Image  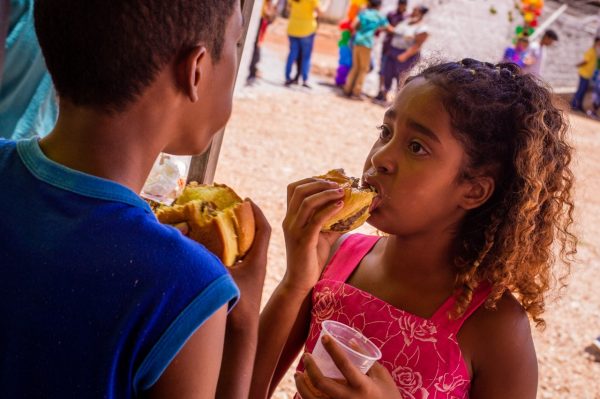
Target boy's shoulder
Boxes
[0,138,229,285]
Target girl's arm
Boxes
[397,32,428,62]
[466,293,538,399]
[250,178,345,398]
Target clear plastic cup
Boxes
[310,320,382,380]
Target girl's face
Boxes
[362,78,475,237]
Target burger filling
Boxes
[329,206,370,232]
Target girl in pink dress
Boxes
[251,59,577,399]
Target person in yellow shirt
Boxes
[285,0,330,87]
[571,37,600,112]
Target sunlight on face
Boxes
[362,78,471,237]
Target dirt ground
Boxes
[214,20,600,399]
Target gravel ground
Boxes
[214,18,600,399]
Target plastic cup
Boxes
[310,320,382,380]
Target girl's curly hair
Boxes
[412,59,577,326]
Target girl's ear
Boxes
[459,175,495,210]
[176,45,208,103]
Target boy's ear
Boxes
[459,175,495,210]
[178,45,208,103]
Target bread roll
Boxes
[154,182,255,266]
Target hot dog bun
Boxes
[317,169,375,233]
[154,182,255,266]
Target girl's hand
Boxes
[295,336,402,399]
[282,178,345,293]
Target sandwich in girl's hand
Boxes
[154,182,255,267]
[316,169,376,233]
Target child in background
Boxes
[0,0,271,398]
[247,0,277,84]
[502,36,530,67]
[586,70,600,119]
[522,29,559,78]
[252,58,576,398]
[571,37,600,112]
[376,0,408,99]
[376,5,429,105]
[343,0,388,100]
[285,0,330,88]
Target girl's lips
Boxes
[369,195,382,212]
[362,176,382,212]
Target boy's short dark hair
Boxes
[34,0,238,112]
[544,29,559,41]
[368,0,383,8]
[397,0,408,5]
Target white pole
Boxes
[529,4,568,42]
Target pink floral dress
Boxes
[297,234,491,399]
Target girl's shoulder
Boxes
[459,291,535,375]
[459,292,538,395]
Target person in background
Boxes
[247,0,277,85]
[571,37,600,112]
[523,29,558,78]
[284,0,330,88]
[376,0,407,100]
[586,69,600,119]
[343,0,389,100]
[502,36,530,68]
[0,0,57,140]
[375,5,429,104]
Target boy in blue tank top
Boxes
[0,0,271,398]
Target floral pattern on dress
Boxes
[300,279,473,399]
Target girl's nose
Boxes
[370,144,395,175]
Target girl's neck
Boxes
[379,231,458,291]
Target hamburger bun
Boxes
[317,169,375,233]
[154,182,255,267]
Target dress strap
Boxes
[321,234,381,282]
[431,282,492,333]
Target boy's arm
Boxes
[467,293,537,399]
[250,283,314,399]
[145,306,228,399]
[217,200,272,399]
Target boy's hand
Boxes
[171,222,190,236]
[228,200,271,322]
[295,336,402,399]
[282,178,344,294]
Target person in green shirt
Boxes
[343,0,389,99]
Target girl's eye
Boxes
[409,141,428,155]
[377,125,392,141]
